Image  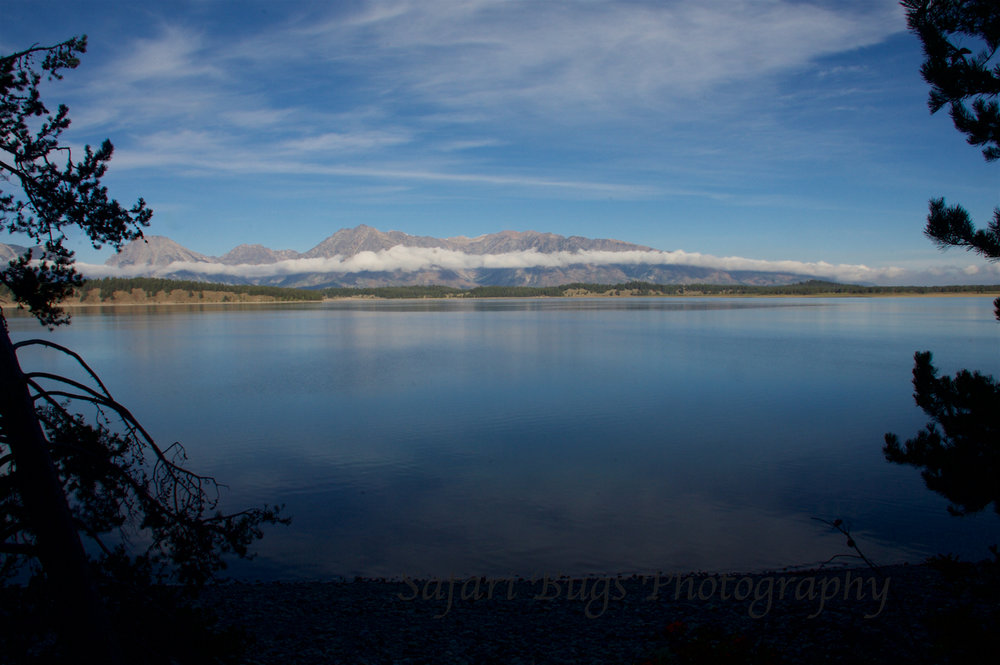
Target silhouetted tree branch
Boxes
[1,36,151,327]
[885,351,1000,515]
[903,0,1000,160]
[903,0,1000,316]
[1,37,285,664]
[886,2,1000,529]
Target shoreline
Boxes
[195,562,988,664]
[3,290,999,311]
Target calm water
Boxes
[6,297,999,579]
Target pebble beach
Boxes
[197,562,992,664]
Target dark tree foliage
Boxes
[0,36,151,326]
[905,0,1000,161]
[884,352,1000,515]
[885,1,1000,522]
[2,340,284,586]
[2,346,286,664]
[902,0,1000,314]
[1,38,285,663]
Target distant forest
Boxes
[319,279,1000,299]
[83,277,324,300]
[0,278,323,304]
[3,278,999,305]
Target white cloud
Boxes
[77,245,912,284]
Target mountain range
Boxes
[4,225,815,289]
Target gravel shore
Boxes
[197,562,995,664]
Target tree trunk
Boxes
[0,325,122,664]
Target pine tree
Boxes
[884,2,1000,519]
[1,37,284,663]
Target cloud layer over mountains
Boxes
[89,225,911,286]
[7,225,996,287]
[90,243,903,285]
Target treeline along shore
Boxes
[320,279,1000,299]
[0,277,326,305]
[2,278,1000,306]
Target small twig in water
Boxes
[812,517,880,571]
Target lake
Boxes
[6,296,999,580]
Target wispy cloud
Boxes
[110,131,655,196]
[62,0,906,194]
[280,130,414,154]
[113,25,221,84]
[285,0,905,114]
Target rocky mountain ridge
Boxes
[103,225,657,267]
[2,225,812,288]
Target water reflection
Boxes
[313,296,826,314]
[6,297,999,579]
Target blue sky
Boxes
[2,0,998,284]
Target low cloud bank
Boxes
[76,245,1000,286]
